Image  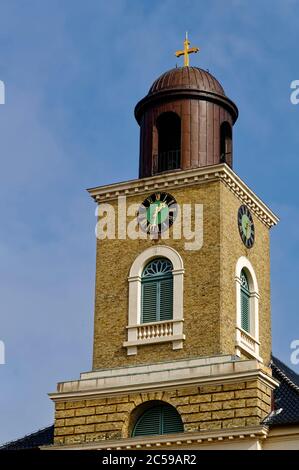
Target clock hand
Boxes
[156,202,167,213]
[245,220,251,237]
[151,206,159,224]
[150,202,167,228]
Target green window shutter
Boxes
[162,405,184,434]
[241,288,250,332]
[133,407,161,437]
[133,405,183,437]
[240,269,250,332]
[141,258,173,324]
[141,281,158,323]
[159,278,173,321]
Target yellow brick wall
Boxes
[93,181,222,369]
[92,179,271,369]
[54,379,272,445]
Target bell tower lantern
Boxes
[135,59,238,178]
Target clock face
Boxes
[238,205,255,248]
[137,192,178,234]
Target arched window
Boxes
[141,258,173,323]
[235,257,261,361]
[240,270,250,332]
[124,245,185,355]
[132,404,183,437]
[156,112,181,173]
[220,122,232,166]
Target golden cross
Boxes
[175,32,199,67]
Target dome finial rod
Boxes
[175,33,199,67]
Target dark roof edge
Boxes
[0,425,54,450]
[271,356,299,393]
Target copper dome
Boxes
[148,66,225,96]
[135,66,238,125]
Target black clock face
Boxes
[238,205,255,248]
[137,192,178,234]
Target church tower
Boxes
[49,37,280,450]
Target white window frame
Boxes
[123,246,185,355]
[235,256,261,362]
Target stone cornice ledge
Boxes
[49,359,279,403]
[87,164,279,229]
[42,425,269,450]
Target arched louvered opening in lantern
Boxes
[156,112,181,173]
[220,121,232,166]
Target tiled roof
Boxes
[264,356,299,426]
[0,425,54,450]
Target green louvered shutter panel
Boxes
[133,405,183,437]
[241,288,250,332]
[141,281,158,323]
[159,278,173,321]
[162,405,184,434]
[133,406,161,437]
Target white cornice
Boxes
[42,425,269,450]
[49,357,279,403]
[87,164,279,229]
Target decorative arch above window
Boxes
[235,257,261,362]
[132,403,183,437]
[143,258,173,277]
[123,246,185,356]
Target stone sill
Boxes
[126,319,184,329]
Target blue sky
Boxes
[0,0,298,444]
